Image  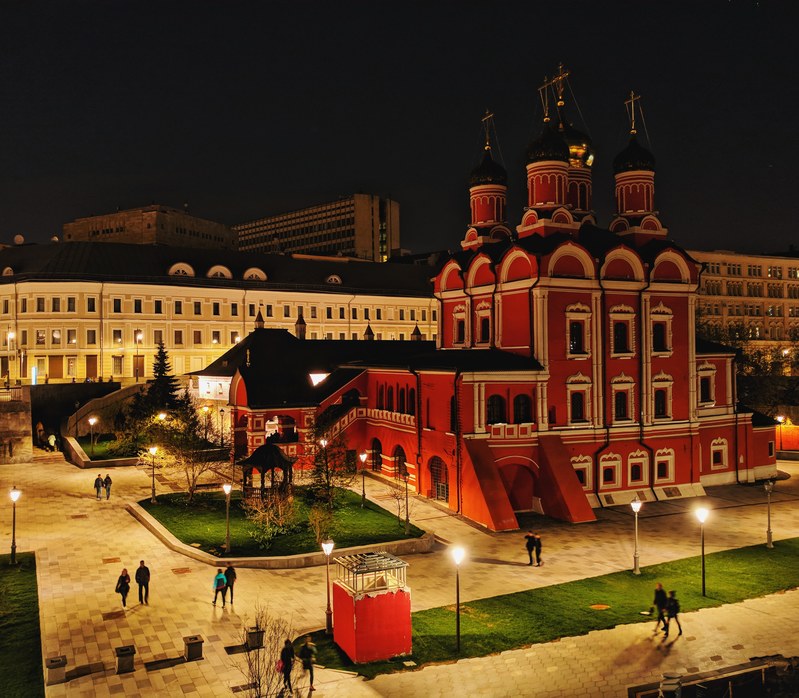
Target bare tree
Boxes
[242,490,298,550]
[237,604,304,698]
[160,447,224,502]
[307,504,333,545]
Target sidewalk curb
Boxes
[126,502,436,568]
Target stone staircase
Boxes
[31,447,68,465]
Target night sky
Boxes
[1,1,796,256]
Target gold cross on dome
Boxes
[624,90,642,135]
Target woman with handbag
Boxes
[115,568,130,608]
[279,638,294,692]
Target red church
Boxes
[201,76,777,531]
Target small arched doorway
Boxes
[393,445,407,479]
[429,456,448,502]
[498,462,539,513]
[371,438,382,472]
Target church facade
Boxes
[209,80,777,530]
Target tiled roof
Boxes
[0,241,434,296]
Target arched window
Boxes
[486,395,506,424]
[386,387,394,411]
[407,388,416,415]
[397,388,406,414]
[377,385,385,410]
[571,392,585,422]
[429,456,448,502]
[371,438,382,473]
[513,395,533,424]
[393,446,407,478]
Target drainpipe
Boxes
[592,271,610,508]
[454,367,463,513]
[346,294,357,337]
[732,357,742,484]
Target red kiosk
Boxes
[332,551,411,663]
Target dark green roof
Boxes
[0,241,434,297]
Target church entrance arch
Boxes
[429,456,449,502]
[498,462,540,513]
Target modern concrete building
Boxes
[62,205,236,250]
[690,248,799,348]
[0,241,437,384]
[234,194,400,262]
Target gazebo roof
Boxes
[334,551,408,574]
[237,442,294,468]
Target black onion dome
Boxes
[613,135,656,173]
[526,124,570,164]
[469,148,508,186]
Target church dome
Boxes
[526,124,570,164]
[558,120,595,168]
[469,148,508,186]
[613,135,655,173]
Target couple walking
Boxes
[524,531,543,566]
[653,582,682,637]
[114,560,150,608]
[212,562,237,607]
[93,474,112,500]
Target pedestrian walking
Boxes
[279,638,294,692]
[524,530,536,566]
[115,568,130,608]
[665,590,682,637]
[534,533,543,566]
[224,562,237,604]
[212,570,227,607]
[298,635,317,691]
[93,474,104,500]
[47,433,57,451]
[653,582,667,633]
[135,560,150,604]
[36,421,45,447]
[103,474,112,500]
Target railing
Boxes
[0,386,23,402]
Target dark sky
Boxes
[1,1,796,255]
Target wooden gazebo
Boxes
[236,442,295,498]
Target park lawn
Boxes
[76,437,127,460]
[310,538,799,679]
[0,553,44,697]
[139,487,424,557]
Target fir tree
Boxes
[148,341,181,411]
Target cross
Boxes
[481,109,494,149]
[538,63,571,119]
[624,90,641,135]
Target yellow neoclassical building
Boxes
[0,241,437,384]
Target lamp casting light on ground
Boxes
[322,538,334,634]
[223,482,232,554]
[359,451,367,508]
[9,485,20,565]
[630,496,642,575]
[149,446,158,504]
[695,507,709,597]
[88,416,97,457]
[764,480,775,549]
[451,545,465,652]
[776,415,785,450]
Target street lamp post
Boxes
[776,415,785,451]
[88,417,97,457]
[695,507,709,597]
[765,480,775,549]
[319,438,329,502]
[134,329,142,382]
[9,486,20,565]
[322,539,334,634]
[451,546,465,652]
[223,482,232,554]
[149,446,158,504]
[630,496,642,575]
[359,451,367,508]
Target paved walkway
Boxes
[1,458,798,696]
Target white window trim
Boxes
[627,450,649,486]
[609,305,635,357]
[654,448,675,483]
[475,302,491,346]
[650,303,674,357]
[652,371,674,421]
[599,453,621,489]
[566,374,592,425]
[571,455,592,490]
[710,438,728,470]
[452,304,468,346]
[565,303,591,359]
[698,362,717,406]
[611,374,635,424]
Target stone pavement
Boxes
[1,457,798,697]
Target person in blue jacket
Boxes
[212,570,227,607]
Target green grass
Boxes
[0,553,44,697]
[310,538,799,679]
[77,437,134,460]
[140,487,424,557]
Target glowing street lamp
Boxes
[630,496,642,575]
[451,546,465,652]
[695,507,709,597]
[149,446,158,504]
[764,480,775,549]
[359,451,367,508]
[322,539,335,634]
[776,415,785,450]
[223,482,233,554]
[88,416,97,457]
[219,408,226,447]
[9,485,20,565]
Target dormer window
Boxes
[326,274,342,285]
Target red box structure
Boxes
[332,552,411,663]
